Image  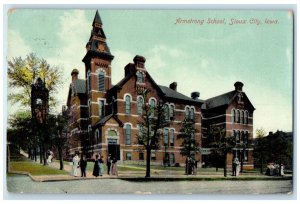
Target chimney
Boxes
[71,69,79,82]
[191,92,200,100]
[234,81,244,92]
[124,63,136,77]
[169,82,177,91]
[133,55,146,68]
[269,131,273,136]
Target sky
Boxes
[6,9,293,134]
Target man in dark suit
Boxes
[79,155,87,177]
[107,154,112,175]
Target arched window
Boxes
[150,98,156,117]
[169,104,175,120]
[125,124,131,145]
[137,96,144,116]
[125,95,131,114]
[150,98,156,108]
[241,131,244,143]
[245,131,249,144]
[236,110,240,123]
[137,124,142,138]
[164,104,170,120]
[241,111,244,124]
[98,70,105,91]
[163,128,169,146]
[185,107,190,118]
[87,70,91,92]
[95,129,100,144]
[232,109,236,123]
[245,111,249,124]
[189,107,195,120]
[236,130,241,143]
[88,100,91,117]
[137,71,144,83]
[169,129,174,146]
[98,99,105,118]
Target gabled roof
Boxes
[67,79,86,106]
[73,79,86,94]
[202,90,255,110]
[159,85,203,104]
[93,114,124,128]
[108,68,165,97]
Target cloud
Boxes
[46,10,91,112]
[111,50,135,85]
[7,29,31,60]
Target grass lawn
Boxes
[10,161,69,176]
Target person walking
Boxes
[79,155,87,177]
[99,155,104,176]
[111,157,118,176]
[72,153,79,177]
[107,154,112,175]
[92,155,100,177]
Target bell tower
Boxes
[82,10,114,93]
[82,10,114,125]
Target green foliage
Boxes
[177,117,200,157]
[8,111,34,150]
[254,131,292,170]
[8,53,63,108]
[135,88,169,177]
[207,126,235,156]
[256,128,267,138]
[136,88,169,149]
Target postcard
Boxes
[5,8,294,197]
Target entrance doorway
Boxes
[108,144,120,160]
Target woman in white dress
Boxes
[72,154,79,177]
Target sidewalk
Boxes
[27,161,292,182]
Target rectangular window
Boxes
[163,128,168,146]
[98,73,105,91]
[151,153,156,161]
[125,125,131,145]
[98,100,105,118]
[88,100,91,117]
[169,129,174,146]
[170,105,175,120]
[139,152,144,160]
[126,152,132,160]
[169,153,175,164]
[244,150,249,162]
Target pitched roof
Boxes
[159,85,203,104]
[94,114,123,128]
[202,90,255,110]
[73,79,86,94]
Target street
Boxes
[6,175,293,198]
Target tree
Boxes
[177,117,200,175]
[136,88,169,178]
[8,111,39,161]
[207,126,235,177]
[47,114,69,170]
[8,53,63,109]
[254,128,267,174]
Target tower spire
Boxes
[93,10,103,26]
[83,10,114,63]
